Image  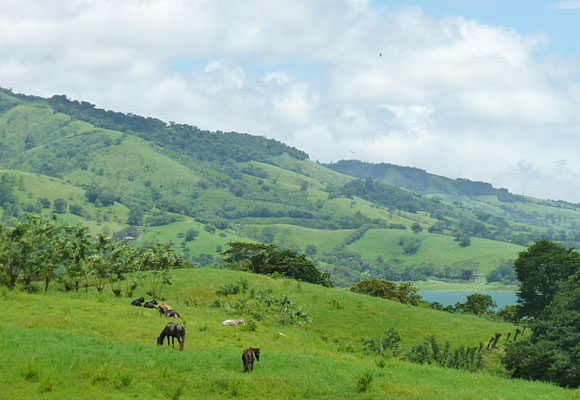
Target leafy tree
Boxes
[127,208,143,226]
[204,223,216,234]
[455,232,471,247]
[140,243,181,298]
[411,223,423,233]
[185,228,199,242]
[38,198,51,208]
[504,284,580,388]
[514,239,580,318]
[69,204,85,217]
[487,261,518,284]
[305,244,318,256]
[52,198,67,214]
[349,278,421,305]
[456,293,496,316]
[497,305,521,324]
[399,237,421,255]
[222,242,331,286]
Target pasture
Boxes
[0,268,574,399]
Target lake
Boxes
[419,291,518,310]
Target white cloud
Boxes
[554,1,580,9]
[1,1,580,201]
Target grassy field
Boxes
[0,268,574,399]
[346,230,523,275]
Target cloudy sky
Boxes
[1,1,580,201]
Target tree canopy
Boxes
[514,239,580,318]
[504,239,580,388]
[221,242,332,286]
[349,278,421,305]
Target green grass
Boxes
[243,224,354,253]
[347,230,523,274]
[0,268,574,399]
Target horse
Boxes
[143,300,158,309]
[158,301,173,312]
[158,307,181,318]
[242,347,260,372]
[157,322,186,351]
[131,297,145,306]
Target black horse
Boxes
[242,347,260,372]
[143,300,158,309]
[157,322,186,351]
[158,307,181,318]
[131,297,145,306]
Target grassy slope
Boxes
[0,268,571,399]
[347,230,523,274]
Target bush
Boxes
[350,279,421,305]
[361,328,401,357]
[356,371,374,393]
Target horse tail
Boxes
[180,329,185,351]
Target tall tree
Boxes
[504,282,580,388]
[514,239,580,318]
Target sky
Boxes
[1,0,580,201]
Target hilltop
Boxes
[2,87,580,287]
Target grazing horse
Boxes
[143,300,158,309]
[157,322,186,351]
[242,347,260,372]
[158,301,173,312]
[158,307,181,318]
[131,297,145,306]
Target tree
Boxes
[399,237,421,255]
[53,198,67,214]
[514,239,580,318]
[140,243,181,298]
[349,278,421,305]
[504,284,580,388]
[127,208,143,226]
[497,305,520,324]
[222,242,331,286]
[305,244,318,256]
[457,293,496,316]
[455,232,471,247]
[185,228,199,242]
[411,223,423,233]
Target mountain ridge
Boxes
[2,87,579,287]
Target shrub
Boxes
[361,328,401,357]
[350,279,421,305]
[356,370,374,393]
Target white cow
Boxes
[222,319,245,327]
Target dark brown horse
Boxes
[242,347,260,372]
[157,322,186,351]
[158,307,181,318]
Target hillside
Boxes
[326,160,580,246]
[0,268,572,399]
[3,87,578,287]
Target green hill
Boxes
[4,87,580,288]
[0,267,572,399]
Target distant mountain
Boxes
[2,87,580,287]
[325,160,523,201]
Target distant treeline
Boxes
[48,95,309,163]
[326,160,527,202]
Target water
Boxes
[419,291,518,310]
